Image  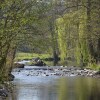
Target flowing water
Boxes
[10,67,100,100]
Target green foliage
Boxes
[56,17,67,61]
[0,0,100,82]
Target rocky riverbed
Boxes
[13,59,100,78]
[12,66,100,78]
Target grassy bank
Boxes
[15,52,53,66]
[15,52,51,61]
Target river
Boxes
[9,66,100,100]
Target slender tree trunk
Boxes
[49,19,59,66]
[86,0,99,63]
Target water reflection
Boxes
[75,77,100,100]
[57,77,100,100]
[11,77,100,100]
[11,78,58,100]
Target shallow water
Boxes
[10,68,100,100]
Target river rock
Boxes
[92,70,100,78]
[0,85,8,98]
[94,70,100,75]
[31,58,46,66]
[13,63,24,68]
[8,73,15,81]
[34,60,46,66]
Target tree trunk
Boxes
[4,46,16,80]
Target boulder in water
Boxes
[31,58,46,66]
[13,63,24,68]
[94,70,100,75]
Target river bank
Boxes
[0,82,14,100]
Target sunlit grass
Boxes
[15,52,51,61]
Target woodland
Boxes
[0,0,100,82]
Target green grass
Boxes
[15,52,51,61]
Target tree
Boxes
[0,0,36,81]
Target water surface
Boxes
[11,68,100,100]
